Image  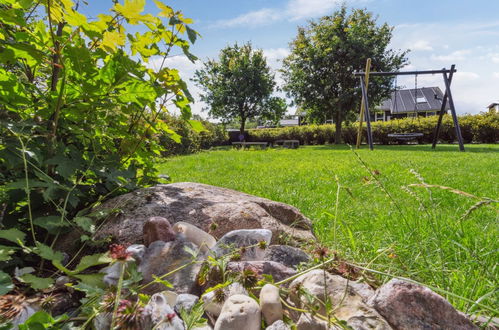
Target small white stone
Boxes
[214,294,261,330]
[143,293,185,330]
[162,290,178,307]
[260,284,283,325]
[172,222,216,253]
[202,283,247,317]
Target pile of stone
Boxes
[57,183,486,330]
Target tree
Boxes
[282,6,408,143]
[0,0,197,237]
[193,43,284,134]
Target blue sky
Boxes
[82,0,499,116]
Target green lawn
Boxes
[158,144,499,314]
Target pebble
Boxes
[214,294,261,330]
[143,216,176,246]
[260,284,283,326]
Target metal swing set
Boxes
[354,59,465,151]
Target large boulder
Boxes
[59,182,314,250]
[368,279,478,330]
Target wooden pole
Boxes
[360,77,373,150]
[432,66,454,149]
[356,58,371,149]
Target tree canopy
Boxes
[282,6,408,143]
[193,42,285,134]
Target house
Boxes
[279,115,302,127]
[373,87,449,121]
[487,102,499,112]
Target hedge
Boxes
[160,116,228,156]
[247,112,499,145]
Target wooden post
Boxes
[442,65,465,151]
[432,65,454,149]
[360,77,373,150]
[356,58,371,149]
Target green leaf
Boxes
[188,120,206,133]
[34,242,63,263]
[73,253,112,274]
[33,216,68,233]
[0,245,16,262]
[65,9,87,27]
[74,216,94,233]
[113,0,146,24]
[0,271,14,295]
[19,273,54,290]
[152,275,173,289]
[185,26,198,44]
[0,228,26,245]
[73,273,105,288]
[101,30,126,52]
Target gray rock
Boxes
[9,302,39,329]
[55,276,70,288]
[368,279,478,330]
[92,312,111,330]
[143,293,185,330]
[102,262,122,287]
[126,244,146,264]
[260,284,283,326]
[227,260,296,283]
[347,280,376,302]
[211,229,272,261]
[266,320,291,330]
[174,293,199,314]
[202,282,247,317]
[214,294,261,330]
[296,313,328,330]
[139,238,202,295]
[173,221,216,253]
[143,216,176,246]
[264,245,311,269]
[59,182,314,251]
[289,269,391,329]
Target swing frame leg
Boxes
[360,77,373,150]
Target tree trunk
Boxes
[335,110,342,144]
[239,117,246,141]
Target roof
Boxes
[487,102,499,108]
[377,87,450,114]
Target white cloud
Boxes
[263,47,290,68]
[285,0,339,21]
[457,71,479,80]
[214,8,281,28]
[489,53,499,63]
[493,72,499,79]
[211,0,365,28]
[410,40,433,51]
[431,50,471,62]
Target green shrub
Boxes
[248,113,499,145]
[160,115,228,156]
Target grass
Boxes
[157,144,499,315]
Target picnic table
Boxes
[274,139,300,149]
[232,142,269,149]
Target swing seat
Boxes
[387,132,423,141]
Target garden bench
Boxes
[232,142,269,149]
[274,139,300,149]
